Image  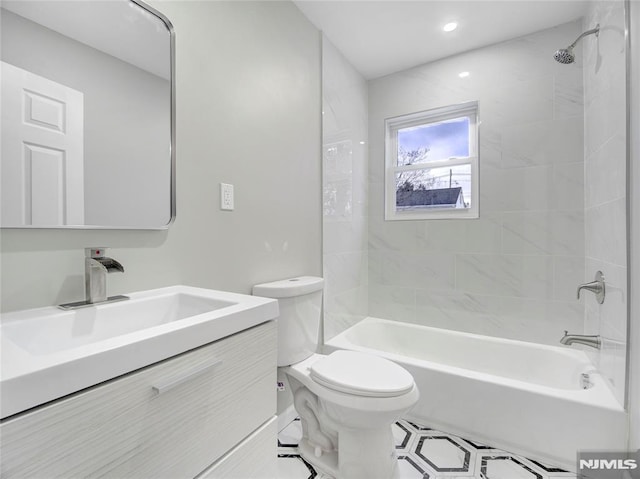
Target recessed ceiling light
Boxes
[458,71,470,78]
[443,22,458,32]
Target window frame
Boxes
[384,101,479,221]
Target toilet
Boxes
[253,276,419,479]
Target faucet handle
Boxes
[86,247,108,259]
[85,247,124,273]
[576,271,605,304]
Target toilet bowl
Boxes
[253,277,419,479]
[286,351,419,478]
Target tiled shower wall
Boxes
[583,0,628,405]
[322,36,369,341]
[367,21,587,346]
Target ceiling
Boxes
[294,0,589,79]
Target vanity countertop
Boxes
[0,285,278,419]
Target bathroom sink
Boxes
[3,291,236,355]
[0,285,279,419]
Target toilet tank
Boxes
[252,277,324,367]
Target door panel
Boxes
[1,61,84,226]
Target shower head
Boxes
[553,47,575,64]
[553,24,600,64]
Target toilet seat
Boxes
[310,350,414,398]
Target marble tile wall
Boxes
[322,36,369,341]
[582,0,628,405]
[367,21,587,345]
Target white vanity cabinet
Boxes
[0,321,277,478]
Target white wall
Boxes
[0,1,322,312]
[1,9,170,227]
[628,0,640,453]
[582,0,629,407]
[367,21,586,345]
[322,36,368,341]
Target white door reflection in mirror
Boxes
[1,62,84,226]
[0,0,174,229]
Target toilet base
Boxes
[298,425,398,479]
[298,438,338,477]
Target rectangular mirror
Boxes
[1,0,175,229]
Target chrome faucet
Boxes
[560,330,602,349]
[59,248,128,310]
[85,248,125,303]
[576,271,605,304]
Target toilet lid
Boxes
[310,350,414,398]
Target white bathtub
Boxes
[325,317,627,471]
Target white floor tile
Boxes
[279,419,303,447]
[277,454,316,479]
[479,456,544,479]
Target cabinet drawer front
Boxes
[1,321,276,478]
[197,417,277,479]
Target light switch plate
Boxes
[220,183,234,211]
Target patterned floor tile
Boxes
[525,459,577,476]
[278,453,319,479]
[279,418,303,448]
[397,455,431,478]
[478,455,544,479]
[277,418,577,479]
[414,435,475,474]
[393,421,414,452]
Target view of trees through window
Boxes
[385,101,478,220]
[395,117,471,209]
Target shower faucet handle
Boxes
[576,271,605,304]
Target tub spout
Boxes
[560,330,601,349]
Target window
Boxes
[385,101,479,220]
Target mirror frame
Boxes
[1,0,176,230]
[134,0,177,231]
